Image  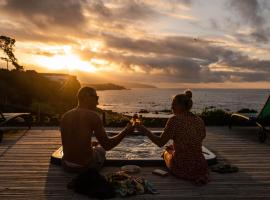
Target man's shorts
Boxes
[62,146,106,173]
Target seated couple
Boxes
[60,87,210,185]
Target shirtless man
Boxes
[60,87,134,172]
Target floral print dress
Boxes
[163,112,210,185]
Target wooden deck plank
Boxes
[0,127,270,199]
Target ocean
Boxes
[97,88,270,117]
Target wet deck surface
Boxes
[0,126,270,199]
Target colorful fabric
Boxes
[106,171,157,197]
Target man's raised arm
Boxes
[92,115,134,151]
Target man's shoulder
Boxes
[62,108,77,118]
[86,110,101,120]
[63,108,100,120]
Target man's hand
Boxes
[124,122,135,134]
[135,124,147,134]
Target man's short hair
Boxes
[77,87,96,102]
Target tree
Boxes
[0,35,23,71]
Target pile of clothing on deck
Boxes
[107,171,157,197]
[67,168,157,199]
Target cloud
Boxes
[1,0,270,85]
[93,0,196,23]
[0,0,161,43]
[1,0,87,28]
[88,0,111,18]
[172,0,193,5]
[84,0,159,22]
[0,0,196,43]
[76,33,270,83]
[229,0,264,25]
[219,53,270,73]
[114,0,157,20]
[102,34,218,62]
[228,0,270,43]
[0,23,77,44]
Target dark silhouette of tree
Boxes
[0,35,23,71]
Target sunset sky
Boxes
[1,0,270,88]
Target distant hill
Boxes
[82,83,126,91]
[120,82,157,89]
[82,82,156,90]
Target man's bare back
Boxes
[61,108,102,166]
[60,87,134,171]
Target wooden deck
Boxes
[0,127,270,199]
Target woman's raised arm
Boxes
[136,116,175,147]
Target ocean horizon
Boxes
[97,88,270,117]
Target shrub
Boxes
[199,108,231,126]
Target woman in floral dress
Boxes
[136,90,210,185]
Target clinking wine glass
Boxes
[130,113,142,126]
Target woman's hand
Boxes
[92,140,100,147]
[124,122,135,134]
[165,144,174,153]
[135,124,147,134]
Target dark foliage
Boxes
[237,108,257,113]
[199,108,231,126]
[0,69,81,125]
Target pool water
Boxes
[104,134,216,162]
[106,136,165,160]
